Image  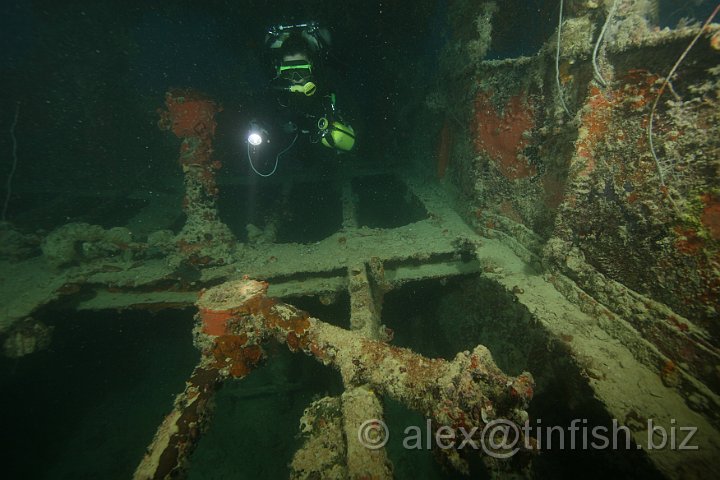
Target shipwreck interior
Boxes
[1,0,719,479]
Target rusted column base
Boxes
[157,88,236,267]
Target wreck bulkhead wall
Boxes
[431,0,720,429]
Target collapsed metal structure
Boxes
[134,279,535,478]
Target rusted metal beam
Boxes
[133,363,222,480]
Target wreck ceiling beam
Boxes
[74,257,481,312]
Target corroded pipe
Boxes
[198,279,535,472]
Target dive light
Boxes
[247,121,269,146]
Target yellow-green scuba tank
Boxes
[318,117,356,151]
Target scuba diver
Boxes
[245,21,356,177]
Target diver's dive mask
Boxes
[279,60,313,84]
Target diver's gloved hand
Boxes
[283,121,298,134]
